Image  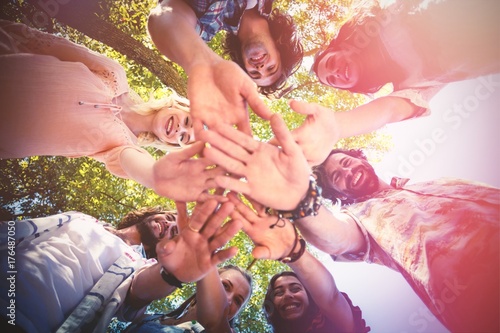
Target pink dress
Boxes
[0,20,149,178]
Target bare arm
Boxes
[148,0,272,134]
[295,206,365,256]
[195,268,233,333]
[281,95,420,166]
[118,143,224,202]
[288,251,355,332]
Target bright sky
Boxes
[318,74,500,333]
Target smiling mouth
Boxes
[250,53,266,64]
[166,117,174,136]
[282,303,300,312]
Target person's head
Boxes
[311,5,402,93]
[313,148,380,205]
[219,265,253,321]
[264,271,318,332]
[223,8,303,97]
[131,91,195,151]
[117,207,178,258]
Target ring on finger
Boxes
[187,223,201,233]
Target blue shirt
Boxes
[182,0,273,41]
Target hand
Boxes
[156,200,242,283]
[188,59,273,136]
[227,192,296,260]
[270,100,339,166]
[152,141,226,202]
[200,114,311,210]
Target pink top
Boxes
[0,20,149,178]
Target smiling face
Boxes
[241,35,283,87]
[271,275,310,321]
[220,269,252,320]
[314,49,360,89]
[323,153,379,200]
[153,107,194,146]
[145,213,178,241]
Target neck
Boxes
[115,93,153,135]
[106,225,142,247]
[238,7,268,38]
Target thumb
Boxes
[252,246,271,260]
[171,141,204,160]
[289,99,317,116]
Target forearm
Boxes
[288,251,354,332]
[295,206,364,255]
[126,263,177,309]
[196,268,232,332]
[119,148,156,189]
[336,95,420,139]
[148,0,220,73]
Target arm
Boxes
[279,95,420,166]
[126,200,242,308]
[288,251,355,332]
[230,195,357,332]
[148,0,272,135]
[295,206,365,256]
[195,268,233,333]
[118,142,224,202]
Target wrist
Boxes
[272,175,323,221]
[278,226,307,264]
[160,266,184,289]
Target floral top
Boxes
[0,20,149,177]
[335,177,500,332]
[181,0,273,41]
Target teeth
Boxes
[284,304,298,311]
[345,65,349,80]
[353,172,361,187]
[166,118,173,135]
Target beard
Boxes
[137,218,159,257]
[343,161,379,200]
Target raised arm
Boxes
[195,268,233,333]
[229,193,358,332]
[148,0,272,135]
[118,142,224,202]
[279,95,420,166]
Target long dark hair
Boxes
[312,4,406,93]
[263,271,321,333]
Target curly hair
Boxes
[223,8,303,97]
[313,148,368,206]
[116,206,175,230]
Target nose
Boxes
[253,63,264,69]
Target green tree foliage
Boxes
[0,0,392,332]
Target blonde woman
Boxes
[0,20,222,201]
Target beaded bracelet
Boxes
[271,176,323,221]
[160,267,184,288]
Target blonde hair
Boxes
[130,89,192,152]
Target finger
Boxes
[289,99,317,116]
[156,238,177,257]
[203,146,246,177]
[200,201,234,237]
[252,246,271,260]
[189,199,219,232]
[241,84,273,121]
[270,113,301,157]
[214,176,251,195]
[227,193,259,224]
[211,246,239,266]
[193,118,206,137]
[196,191,228,204]
[174,201,189,230]
[236,117,252,136]
[208,218,242,253]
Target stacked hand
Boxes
[270,100,340,167]
[188,58,273,136]
[156,199,242,283]
[199,114,311,211]
[227,192,296,260]
[152,141,226,202]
